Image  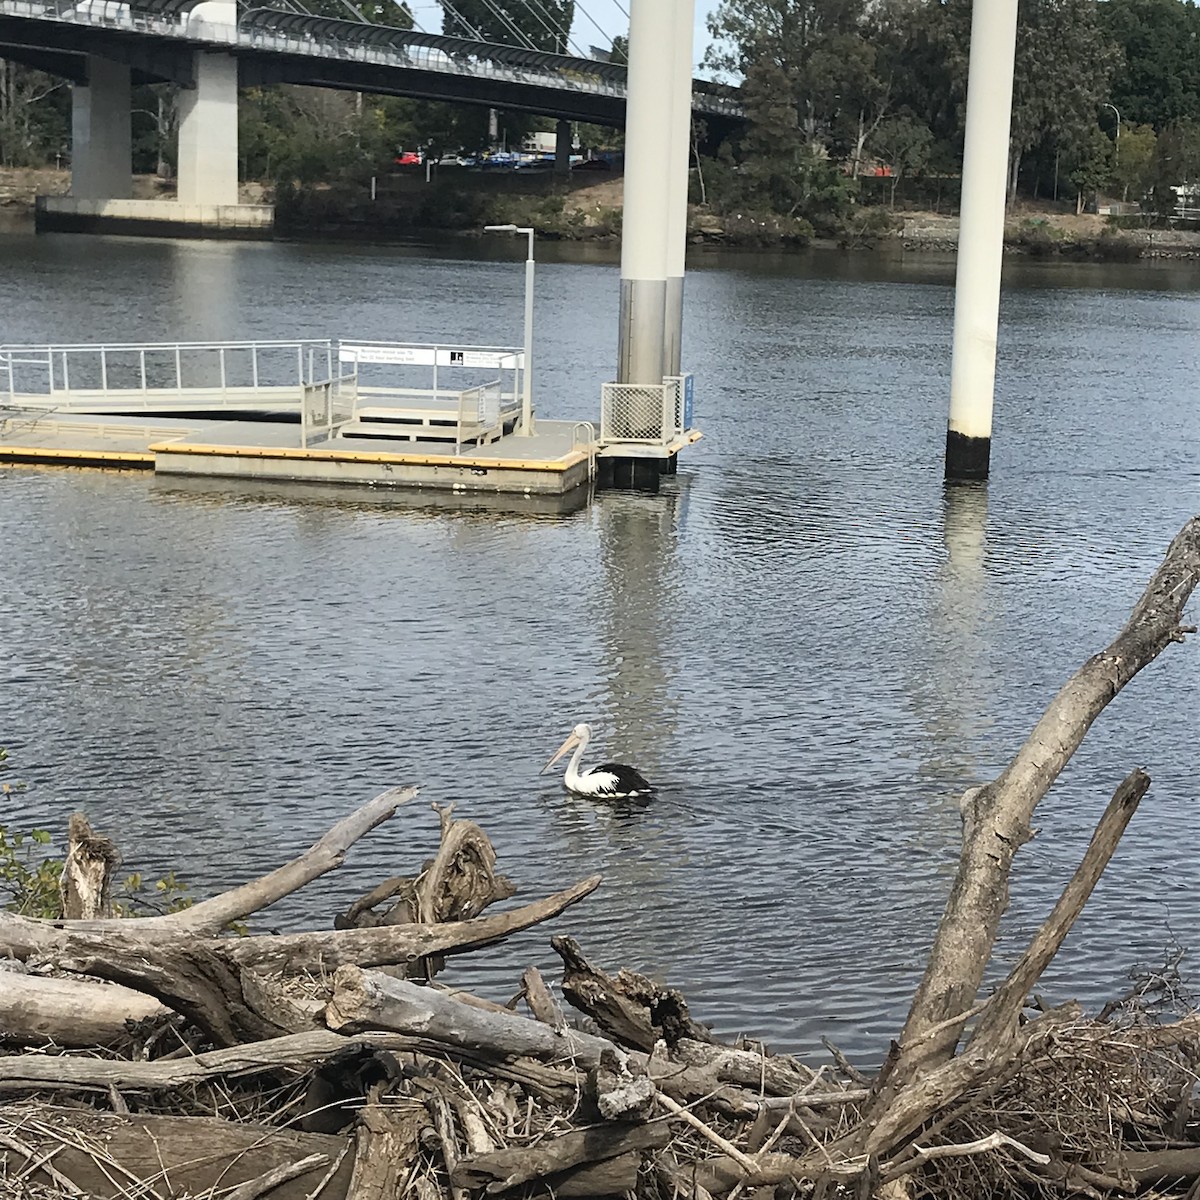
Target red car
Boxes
[394,151,422,166]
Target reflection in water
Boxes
[920,481,995,793]
[591,487,684,770]
[152,475,593,519]
[5,237,1200,1057]
[170,241,242,343]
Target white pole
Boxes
[617,0,675,385]
[944,0,1019,481]
[483,223,536,435]
[664,0,695,378]
[521,228,535,436]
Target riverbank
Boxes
[6,166,1200,258]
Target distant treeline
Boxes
[3,0,1199,238]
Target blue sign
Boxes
[683,373,694,429]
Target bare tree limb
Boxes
[882,517,1200,1092]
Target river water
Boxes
[2,231,1199,1062]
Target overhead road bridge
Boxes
[0,0,742,128]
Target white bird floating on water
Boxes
[541,722,654,800]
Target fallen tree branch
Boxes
[966,768,1150,1052]
[0,970,169,1046]
[884,1130,1050,1178]
[0,1028,578,1099]
[874,517,1200,1099]
[0,787,418,956]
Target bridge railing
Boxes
[0,0,742,116]
[0,339,332,408]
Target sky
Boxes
[406,1,721,72]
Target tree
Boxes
[1100,0,1200,128]
[0,60,68,167]
[1008,0,1120,205]
[871,114,933,206]
[1110,120,1157,200]
[1068,125,1113,212]
[705,0,870,145]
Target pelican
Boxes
[541,722,654,799]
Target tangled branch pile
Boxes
[2,515,1200,1200]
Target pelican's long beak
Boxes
[541,732,580,775]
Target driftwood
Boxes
[878,517,1200,1093]
[59,813,119,920]
[40,873,598,1049]
[552,934,713,1051]
[4,518,1200,1200]
[0,1105,354,1200]
[0,968,169,1047]
[451,1122,670,1192]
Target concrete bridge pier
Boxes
[554,119,572,176]
[177,49,240,206]
[70,56,133,200]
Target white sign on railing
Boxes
[340,344,522,369]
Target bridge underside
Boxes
[0,14,741,134]
[0,4,739,236]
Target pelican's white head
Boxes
[541,722,593,774]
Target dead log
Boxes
[326,966,618,1070]
[878,517,1200,1096]
[0,970,169,1046]
[451,1121,669,1193]
[26,875,599,1048]
[60,813,119,919]
[0,786,418,958]
[326,967,766,1115]
[520,966,563,1028]
[344,1106,425,1199]
[0,1105,354,1200]
[416,806,517,924]
[552,934,712,1051]
[861,769,1150,1158]
[0,1027,579,1100]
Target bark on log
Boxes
[0,1105,354,1200]
[552,935,713,1051]
[0,971,169,1046]
[326,966,619,1070]
[880,517,1200,1093]
[60,813,119,919]
[0,1028,579,1099]
[344,1106,425,1200]
[451,1122,669,1193]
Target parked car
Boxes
[394,151,422,166]
[571,157,612,172]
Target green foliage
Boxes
[0,749,204,921]
[1100,0,1200,127]
[0,826,60,917]
[0,60,69,167]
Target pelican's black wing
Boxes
[589,761,654,796]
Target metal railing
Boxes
[301,368,358,447]
[339,341,524,415]
[1,339,332,408]
[0,0,743,118]
[598,373,694,446]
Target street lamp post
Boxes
[484,223,535,437]
[1102,102,1121,143]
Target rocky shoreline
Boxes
[5,167,1200,259]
